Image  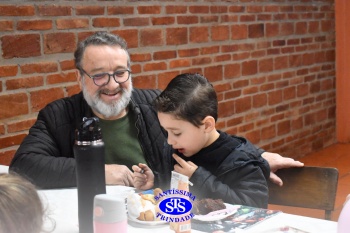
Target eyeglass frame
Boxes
[80,68,131,87]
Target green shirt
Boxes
[98,111,146,169]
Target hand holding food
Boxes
[127,188,163,222]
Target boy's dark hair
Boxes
[154,73,218,127]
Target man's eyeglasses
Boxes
[80,68,131,86]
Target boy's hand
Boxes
[132,163,154,190]
[173,154,198,178]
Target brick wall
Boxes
[0,0,336,165]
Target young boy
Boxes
[132,73,269,208]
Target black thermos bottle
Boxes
[74,117,106,233]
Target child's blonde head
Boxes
[0,173,44,233]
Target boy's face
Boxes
[158,112,211,157]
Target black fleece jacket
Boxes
[178,131,269,208]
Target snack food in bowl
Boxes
[127,188,163,222]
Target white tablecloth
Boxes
[38,186,338,233]
[0,165,9,173]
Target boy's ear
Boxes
[203,116,216,132]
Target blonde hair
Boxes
[0,173,45,233]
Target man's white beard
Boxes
[82,81,133,119]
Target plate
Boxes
[193,204,240,222]
[128,217,168,226]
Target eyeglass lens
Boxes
[92,70,130,86]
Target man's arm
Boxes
[233,135,304,186]
[261,152,304,186]
[10,104,77,189]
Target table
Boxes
[38,186,338,233]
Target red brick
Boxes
[111,29,138,48]
[30,88,65,112]
[38,5,72,16]
[76,6,104,15]
[278,120,291,136]
[178,16,199,25]
[44,32,76,54]
[152,17,175,25]
[0,5,35,16]
[253,93,267,108]
[140,29,163,46]
[2,34,40,58]
[123,17,149,27]
[153,51,176,60]
[0,65,18,77]
[60,60,75,71]
[0,21,14,31]
[283,86,296,100]
[201,46,219,55]
[143,62,167,72]
[169,59,191,69]
[218,100,235,118]
[249,24,264,38]
[8,118,36,133]
[47,72,76,85]
[210,6,227,13]
[133,74,157,89]
[17,20,52,30]
[266,23,279,37]
[259,58,273,73]
[201,15,219,23]
[66,85,81,97]
[204,65,223,82]
[131,53,152,62]
[189,6,209,13]
[57,19,89,29]
[6,76,44,90]
[274,56,289,70]
[0,124,5,135]
[165,6,187,14]
[0,93,28,119]
[93,18,120,28]
[229,6,244,13]
[235,96,252,113]
[190,27,209,43]
[0,134,27,149]
[138,6,161,14]
[0,150,16,166]
[211,25,229,41]
[108,6,134,15]
[178,48,200,57]
[166,28,188,45]
[158,71,180,90]
[242,60,257,76]
[21,62,58,74]
[261,125,276,140]
[224,63,241,78]
[268,90,283,105]
[231,24,248,40]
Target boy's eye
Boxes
[173,132,181,136]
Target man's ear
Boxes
[202,116,216,132]
[76,69,83,90]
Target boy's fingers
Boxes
[172,154,186,168]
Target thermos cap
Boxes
[75,117,103,143]
[94,194,127,223]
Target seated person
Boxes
[133,73,268,208]
[9,31,303,189]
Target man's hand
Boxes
[262,152,304,186]
[173,154,198,178]
[131,163,154,190]
[105,164,134,187]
